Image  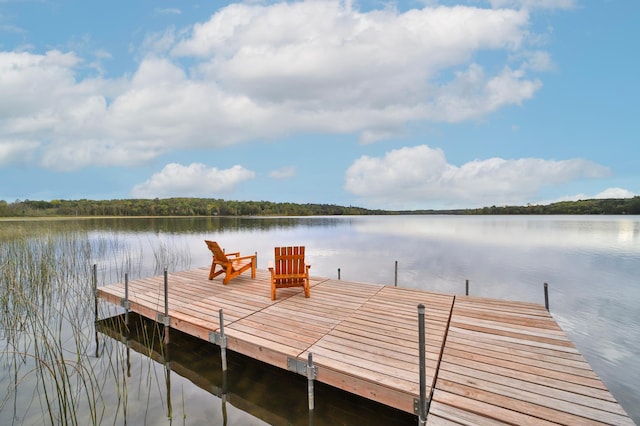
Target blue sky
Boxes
[1,0,638,210]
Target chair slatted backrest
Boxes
[206,241,228,263]
[275,246,305,276]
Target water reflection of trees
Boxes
[1,216,350,236]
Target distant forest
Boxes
[1,196,640,217]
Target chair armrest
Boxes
[230,254,255,262]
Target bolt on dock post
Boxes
[93,264,99,357]
[418,304,427,425]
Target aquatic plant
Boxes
[0,222,191,424]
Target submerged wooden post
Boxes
[93,264,99,357]
[395,261,398,287]
[418,304,427,425]
[544,282,550,311]
[465,279,469,296]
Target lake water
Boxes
[1,215,638,424]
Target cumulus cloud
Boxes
[131,163,255,198]
[566,188,637,201]
[0,2,550,170]
[0,140,39,166]
[594,188,636,199]
[344,145,611,208]
[172,3,533,121]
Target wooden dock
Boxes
[97,267,632,425]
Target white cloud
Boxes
[174,3,532,119]
[131,163,256,198]
[594,188,636,199]
[544,188,637,205]
[0,140,39,166]
[1,2,553,170]
[344,145,611,209]
[427,65,542,122]
[521,50,554,72]
[269,166,296,179]
[567,188,637,201]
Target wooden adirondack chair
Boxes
[268,246,310,300]
[205,240,256,284]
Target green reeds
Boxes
[1,226,97,424]
[0,221,191,424]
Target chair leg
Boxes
[223,265,232,285]
[251,257,256,278]
[209,261,217,280]
[270,277,276,300]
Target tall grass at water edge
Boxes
[0,223,191,425]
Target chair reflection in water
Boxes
[205,240,256,285]
[268,246,310,300]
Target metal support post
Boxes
[163,267,172,419]
[219,309,227,372]
[418,304,427,425]
[124,273,130,329]
[93,264,99,357]
[307,353,315,411]
[395,261,398,287]
[544,282,550,311]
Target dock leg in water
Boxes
[162,267,172,420]
[93,264,99,357]
[308,352,316,425]
[418,304,427,426]
[218,308,229,425]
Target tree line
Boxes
[1,196,639,217]
[0,198,383,217]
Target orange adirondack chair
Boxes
[268,246,310,300]
[205,240,256,284]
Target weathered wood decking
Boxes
[97,267,632,425]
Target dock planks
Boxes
[97,267,632,424]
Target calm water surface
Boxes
[2,215,638,424]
